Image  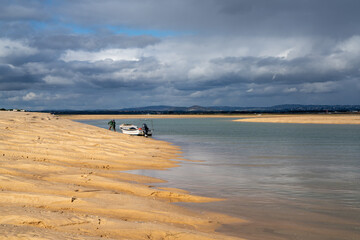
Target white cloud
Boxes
[277,48,294,59]
[60,48,142,62]
[244,85,279,96]
[23,92,38,101]
[284,87,298,93]
[338,35,360,54]
[246,88,254,93]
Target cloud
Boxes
[0,63,40,91]
[0,0,359,109]
[43,75,74,85]
[0,1,48,21]
[29,34,160,51]
[2,34,360,107]
[284,87,297,93]
[23,92,38,101]
[0,38,38,58]
[56,0,360,37]
[337,35,360,54]
[299,81,340,94]
[61,48,142,62]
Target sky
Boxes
[0,0,359,110]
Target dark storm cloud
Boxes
[174,73,247,91]
[10,56,164,92]
[168,37,360,102]
[58,0,360,37]
[209,55,350,85]
[214,0,360,36]
[0,64,40,91]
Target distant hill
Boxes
[43,104,360,115]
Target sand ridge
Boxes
[0,112,246,240]
[233,114,360,124]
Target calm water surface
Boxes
[78,118,360,240]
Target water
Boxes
[78,118,360,240]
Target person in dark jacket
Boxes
[108,119,116,132]
[142,123,149,136]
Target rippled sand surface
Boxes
[0,112,245,240]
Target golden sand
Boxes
[233,114,360,124]
[0,112,246,240]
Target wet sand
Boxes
[0,112,246,240]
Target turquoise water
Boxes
[78,118,360,240]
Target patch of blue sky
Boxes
[29,20,93,34]
[108,26,188,37]
[62,23,94,34]
[29,20,48,30]
[44,0,54,5]
[29,20,190,37]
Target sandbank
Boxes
[233,113,360,124]
[0,112,246,240]
[61,113,360,125]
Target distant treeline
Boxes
[0,108,26,112]
[39,104,360,115]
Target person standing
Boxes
[108,119,116,132]
[142,123,149,137]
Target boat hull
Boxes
[119,123,152,136]
[121,129,152,136]
[121,129,142,135]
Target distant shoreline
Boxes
[59,113,360,124]
[60,113,252,120]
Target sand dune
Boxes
[0,112,246,240]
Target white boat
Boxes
[119,123,152,136]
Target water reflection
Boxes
[79,118,360,239]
